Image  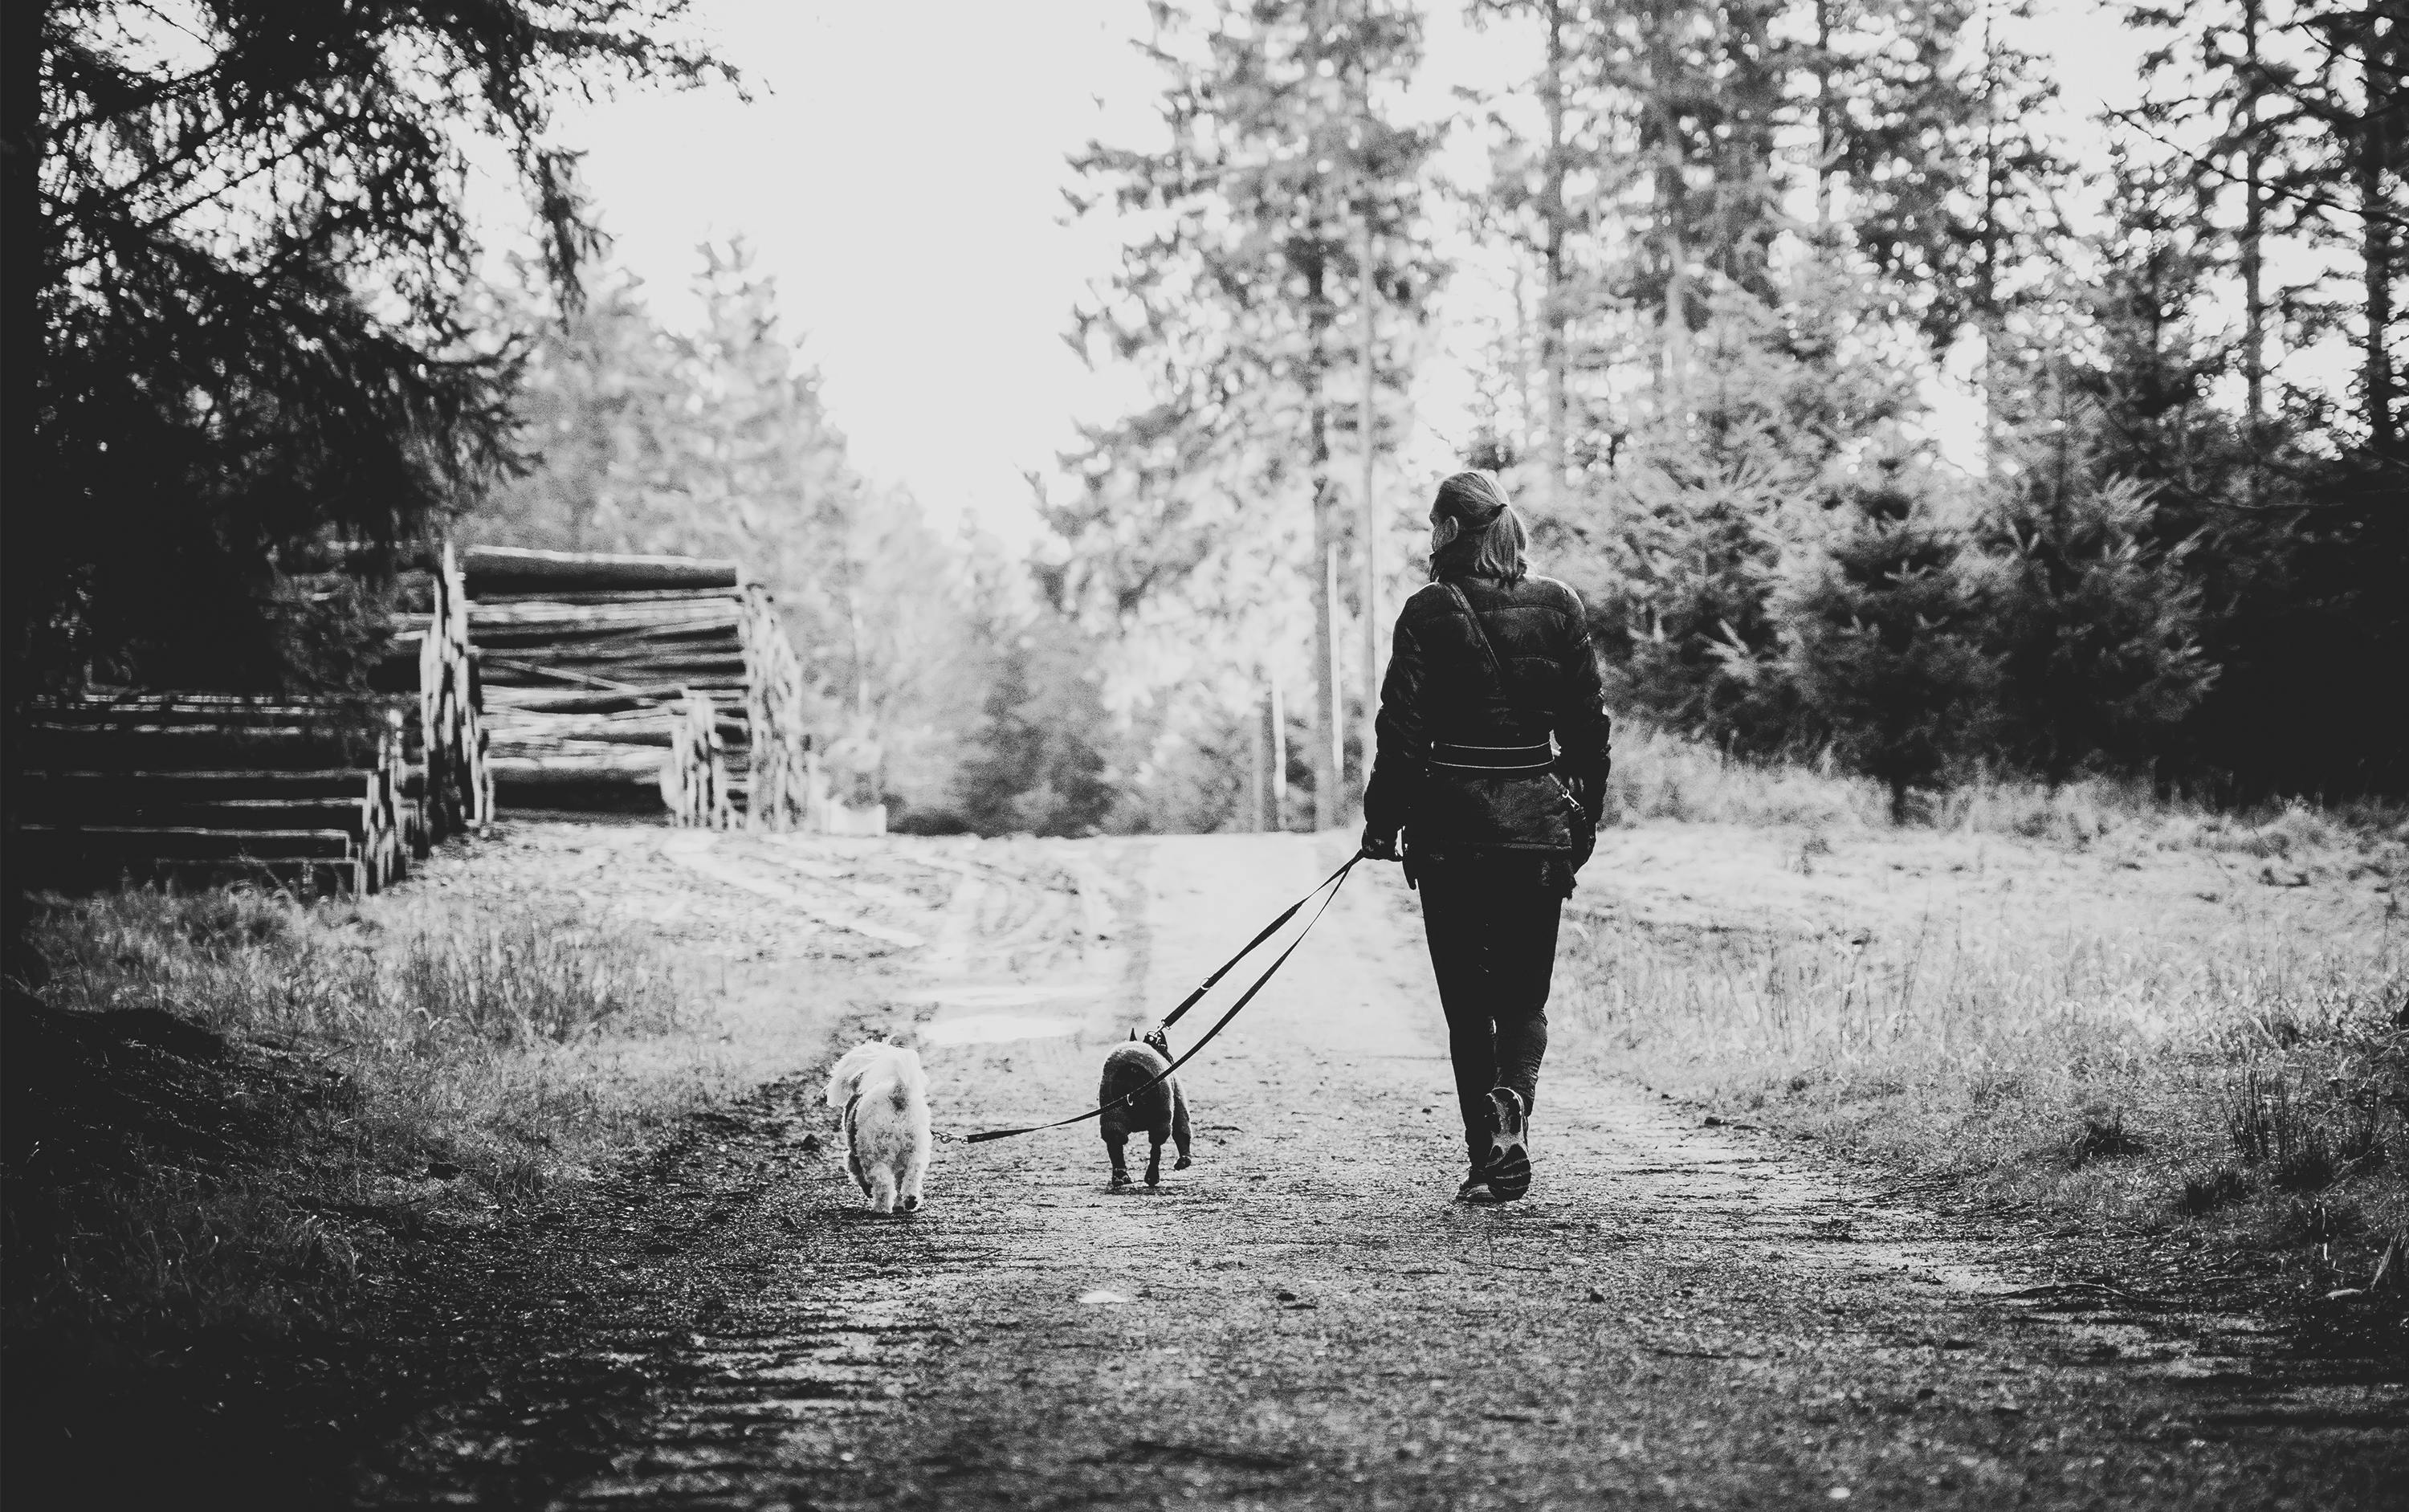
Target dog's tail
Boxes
[825,1041,890,1109]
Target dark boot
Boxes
[1483,1087,1531,1201]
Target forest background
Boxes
[10,0,2404,834]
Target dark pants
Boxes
[1415,858,1563,1167]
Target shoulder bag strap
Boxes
[1441,582,1513,702]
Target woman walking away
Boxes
[1359,471,1612,1203]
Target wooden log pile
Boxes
[10,694,417,896]
[462,547,805,825]
[7,544,499,899]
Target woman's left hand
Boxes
[1360,827,1400,862]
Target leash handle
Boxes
[964,849,1365,1144]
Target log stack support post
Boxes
[740,586,810,831]
[417,542,491,841]
[660,690,735,829]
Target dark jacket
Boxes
[1363,573,1612,859]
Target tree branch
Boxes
[2105,106,2409,234]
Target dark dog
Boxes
[1098,1025,1193,1188]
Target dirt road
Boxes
[358,831,2405,1509]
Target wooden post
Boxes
[1270,674,1288,833]
[1324,538,1344,826]
[1249,685,1268,833]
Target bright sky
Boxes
[522,0,2165,544]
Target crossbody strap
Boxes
[1441,581,1514,703]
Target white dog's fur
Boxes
[825,1041,931,1214]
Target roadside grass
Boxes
[5,882,707,1357]
[1570,727,2409,1299]
[2,822,923,1500]
[1606,721,2409,863]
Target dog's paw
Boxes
[1174,1156,1192,1170]
[900,1194,921,1212]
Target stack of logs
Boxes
[9,544,491,899]
[463,547,809,827]
[10,695,419,896]
[2,542,801,896]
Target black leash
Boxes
[964,848,1368,1143]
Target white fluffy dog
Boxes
[825,1041,931,1214]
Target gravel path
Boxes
[358,832,2406,1510]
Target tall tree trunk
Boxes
[1647,2,1689,407]
[1664,226,1691,404]
[2241,0,2267,430]
[1306,0,1340,832]
[1540,0,1570,495]
[1978,1,2003,475]
[1511,257,1536,458]
[1309,322,1339,832]
[3,0,47,703]
[2361,0,2398,454]
[1814,0,1835,236]
[1359,208,1380,799]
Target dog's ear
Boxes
[1128,1029,1138,1041]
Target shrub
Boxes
[1775,444,1998,821]
[1974,422,2215,784]
[2176,1166,2249,1216]
[2063,1103,2145,1168]
[2228,1071,2350,1192]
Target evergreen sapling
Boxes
[1778,447,1997,821]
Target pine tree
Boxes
[1580,276,1919,756]
[1062,0,1443,825]
[1778,446,1998,820]
[1975,394,2216,784]
[10,1,723,696]
[1465,0,1639,490]
[1590,452,1803,755]
[952,613,1117,838]
[2278,0,2403,456]
[479,261,687,556]
[1827,0,2069,459]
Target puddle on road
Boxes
[920,1013,1082,1045]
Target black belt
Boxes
[1429,740,1553,772]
